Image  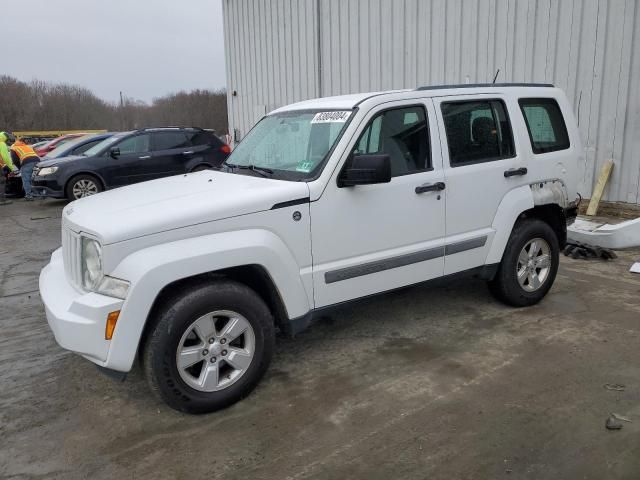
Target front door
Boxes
[105,133,153,187]
[311,100,446,308]
[432,95,526,275]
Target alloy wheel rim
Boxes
[72,179,98,199]
[516,237,552,292]
[176,310,255,392]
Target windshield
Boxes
[83,135,123,157]
[226,110,352,180]
[45,134,94,158]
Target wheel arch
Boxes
[486,182,569,265]
[140,265,290,356]
[517,204,567,248]
[104,229,311,372]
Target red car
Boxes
[35,133,88,157]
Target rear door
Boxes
[151,131,192,175]
[432,95,526,274]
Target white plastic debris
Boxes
[568,216,640,249]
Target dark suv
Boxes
[32,127,230,200]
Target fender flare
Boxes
[486,180,570,264]
[104,229,311,371]
[485,186,534,264]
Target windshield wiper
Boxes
[224,163,273,177]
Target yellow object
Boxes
[586,160,614,216]
[105,311,120,340]
[14,130,107,138]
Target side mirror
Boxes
[109,147,120,158]
[338,154,391,187]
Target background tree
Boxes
[0,75,228,134]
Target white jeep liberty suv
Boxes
[40,84,580,413]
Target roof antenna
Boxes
[492,69,500,84]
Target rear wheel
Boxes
[191,164,211,172]
[489,219,560,307]
[66,174,102,200]
[142,280,275,414]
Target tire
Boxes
[191,164,211,172]
[488,218,560,307]
[142,280,275,414]
[66,174,103,200]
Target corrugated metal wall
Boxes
[223,0,640,203]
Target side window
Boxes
[116,134,150,154]
[73,139,102,155]
[441,100,515,166]
[519,98,570,154]
[352,105,431,177]
[152,132,191,151]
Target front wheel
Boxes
[142,280,275,414]
[66,174,103,200]
[488,219,560,307]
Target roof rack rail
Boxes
[136,126,205,132]
[415,82,554,91]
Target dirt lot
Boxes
[2,198,640,480]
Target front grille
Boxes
[62,227,82,289]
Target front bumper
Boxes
[40,248,124,367]
[31,176,65,198]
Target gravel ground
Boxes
[2,198,640,480]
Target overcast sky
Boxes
[4,0,226,104]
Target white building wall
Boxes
[223,0,640,204]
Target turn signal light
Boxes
[105,311,120,340]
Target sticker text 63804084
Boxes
[311,111,352,124]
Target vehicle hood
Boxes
[37,155,86,168]
[62,170,310,244]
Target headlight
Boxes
[80,237,129,299]
[38,166,58,176]
[81,237,103,290]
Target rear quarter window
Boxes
[519,98,570,154]
[188,131,222,147]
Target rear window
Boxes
[441,99,515,166]
[519,98,570,154]
[187,130,221,147]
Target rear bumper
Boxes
[40,248,124,367]
[564,199,579,226]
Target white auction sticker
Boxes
[311,111,352,124]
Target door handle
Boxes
[415,182,446,194]
[504,167,528,178]
[138,155,151,159]
[182,150,195,155]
